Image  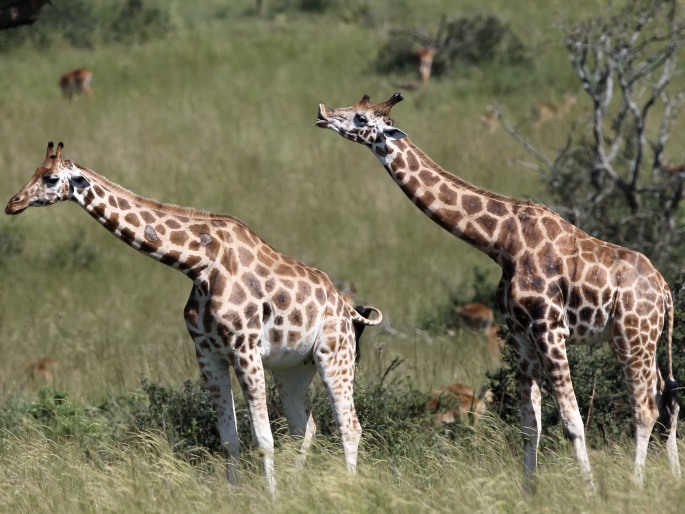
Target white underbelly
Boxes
[259,321,323,370]
[567,320,613,347]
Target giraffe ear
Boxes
[383,127,407,140]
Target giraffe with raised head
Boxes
[316,93,680,486]
[5,142,382,494]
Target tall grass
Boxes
[1,426,683,513]
[1,1,684,512]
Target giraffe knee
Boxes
[559,410,585,441]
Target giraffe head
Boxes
[316,93,407,146]
[5,142,91,215]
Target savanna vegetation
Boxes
[1,0,684,512]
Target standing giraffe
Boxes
[5,142,382,495]
[316,93,680,486]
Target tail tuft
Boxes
[352,306,373,365]
[657,376,680,436]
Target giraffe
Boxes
[5,142,383,495]
[316,93,680,486]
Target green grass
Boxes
[1,426,684,513]
[1,1,684,511]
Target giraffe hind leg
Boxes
[613,335,660,485]
[315,332,361,473]
[232,334,277,495]
[272,364,318,468]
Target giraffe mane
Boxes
[70,161,252,226]
[404,139,555,214]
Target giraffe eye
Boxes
[355,114,368,124]
[43,176,59,186]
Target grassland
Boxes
[1,0,684,512]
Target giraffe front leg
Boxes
[232,334,276,496]
[537,331,595,489]
[515,334,543,485]
[195,347,241,486]
[272,363,318,468]
[315,333,361,473]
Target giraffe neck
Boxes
[371,137,529,265]
[70,164,238,280]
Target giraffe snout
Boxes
[5,194,26,215]
[316,104,329,127]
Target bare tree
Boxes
[501,0,685,278]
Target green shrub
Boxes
[375,14,529,78]
[0,0,98,50]
[106,0,173,45]
[0,387,111,440]
[0,0,173,51]
[132,371,432,460]
[133,379,224,461]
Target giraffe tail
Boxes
[348,304,383,326]
[657,286,679,433]
[350,305,382,365]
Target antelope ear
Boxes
[383,127,407,140]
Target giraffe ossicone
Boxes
[6,141,383,495]
[317,94,680,487]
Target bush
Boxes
[0,387,113,441]
[106,0,172,45]
[0,0,173,51]
[375,14,528,78]
[132,372,432,460]
[0,0,98,50]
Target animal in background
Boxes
[480,105,499,133]
[531,93,575,128]
[428,383,493,425]
[453,303,505,360]
[59,68,93,101]
[416,47,436,89]
[24,357,60,383]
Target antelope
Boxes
[59,68,93,101]
[428,383,493,425]
[24,357,60,383]
[416,47,436,89]
[532,93,576,128]
[480,105,499,133]
[455,303,504,360]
